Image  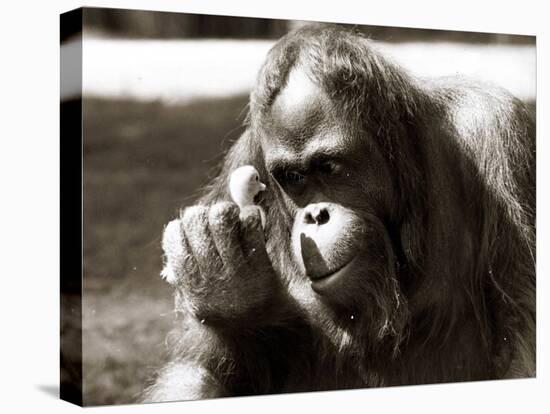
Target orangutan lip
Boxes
[309,258,356,291]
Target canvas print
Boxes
[60,7,536,406]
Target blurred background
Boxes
[62,7,535,405]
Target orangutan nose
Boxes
[303,204,330,226]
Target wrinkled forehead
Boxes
[257,68,349,165]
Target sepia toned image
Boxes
[60,7,535,406]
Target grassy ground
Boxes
[81,95,248,405]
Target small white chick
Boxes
[229,165,267,228]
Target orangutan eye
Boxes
[317,160,342,176]
[285,170,306,185]
[270,165,307,190]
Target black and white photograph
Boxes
[58,6,538,407]
[4,1,548,412]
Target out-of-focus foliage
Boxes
[82,8,534,44]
